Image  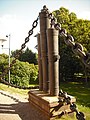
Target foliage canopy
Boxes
[53,7,90,81]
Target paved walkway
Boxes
[0,90,49,120]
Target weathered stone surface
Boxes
[28,89,76,120]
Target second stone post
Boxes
[47,28,59,96]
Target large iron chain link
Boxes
[43,5,90,69]
[59,90,86,120]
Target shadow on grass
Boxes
[0,91,20,102]
[60,82,90,107]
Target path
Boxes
[0,90,48,120]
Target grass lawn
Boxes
[60,82,90,120]
[0,83,29,96]
[0,82,90,120]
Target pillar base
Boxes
[28,89,76,120]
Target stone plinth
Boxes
[28,89,76,120]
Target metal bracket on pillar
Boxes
[53,55,60,62]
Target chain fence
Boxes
[1,5,90,88]
[44,5,86,119]
[0,16,39,89]
[44,5,90,69]
[0,5,87,120]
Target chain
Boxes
[0,5,87,119]
[44,5,90,69]
[1,5,88,87]
[59,90,86,120]
[41,5,86,119]
[0,16,39,88]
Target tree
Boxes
[69,12,77,22]
[59,36,83,81]
[10,60,30,86]
[0,54,9,74]
[53,7,70,24]
[53,7,90,81]
[0,54,39,87]
[10,60,38,86]
[11,47,38,65]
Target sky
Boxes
[0,0,90,54]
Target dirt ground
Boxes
[0,90,48,120]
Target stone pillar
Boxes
[36,33,43,91]
[47,28,59,96]
[39,6,50,92]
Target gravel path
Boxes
[0,90,49,120]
